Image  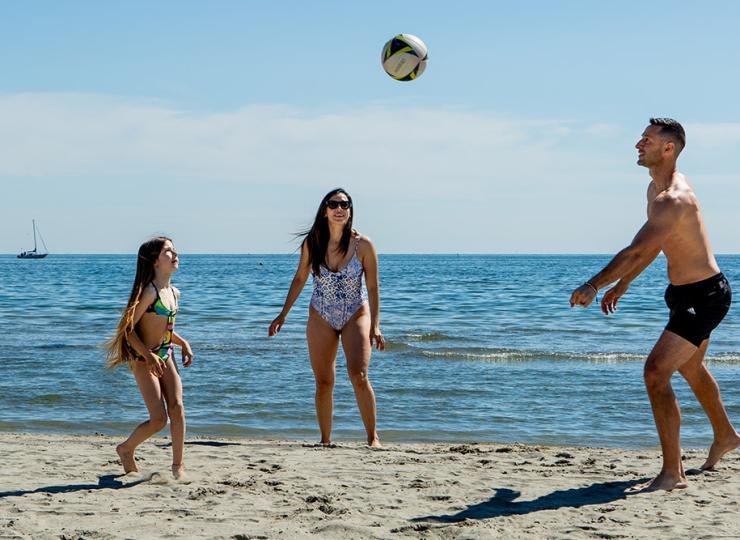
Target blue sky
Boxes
[2,1,739,253]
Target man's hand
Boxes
[570,283,597,308]
[601,281,629,315]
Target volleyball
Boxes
[381,34,428,81]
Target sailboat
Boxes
[17,220,49,259]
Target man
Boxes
[570,118,739,492]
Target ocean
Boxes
[1,254,738,449]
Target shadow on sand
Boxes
[414,479,645,522]
[156,440,242,448]
[0,473,151,499]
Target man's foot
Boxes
[172,464,187,480]
[368,437,382,448]
[700,433,740,471]
[629,471,688,493]
[116,444,138,474]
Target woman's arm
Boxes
[359,236,385,351]
[268,242,312,336]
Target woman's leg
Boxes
[341,305,380,447]
[160,358,186,478]
[116,362,168,473]
[307,307,340,444]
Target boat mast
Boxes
[33,219,38,252]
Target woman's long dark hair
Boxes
[105,236,171,368]
[301,188,354,276]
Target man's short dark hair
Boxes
[650,117,686,154]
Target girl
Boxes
[269,188,385,447]
[106,237,194,479]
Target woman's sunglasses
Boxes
[326,200,351,210]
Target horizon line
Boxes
[4,252,740,257]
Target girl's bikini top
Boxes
[146,284,177,318]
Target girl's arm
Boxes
[268,242,311,336]
[360,236,385,351]
[171,331,193,367]
[125,286,167,376]
[170,288,193,367]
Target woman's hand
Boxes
[601,281,629,315]
[146,353,166,377]
[181,340,194,368]
[370,325,385,351]
[269,313,286,337]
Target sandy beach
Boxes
[0,433,738,539]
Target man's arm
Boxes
[571,195,681,307]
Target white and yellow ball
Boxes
[381,34,428,81]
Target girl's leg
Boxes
[116,362,168,473]
[341,306,380,447]
[160,358,186,478]
[307,308,340,444]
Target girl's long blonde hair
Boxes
[105,237,171,369]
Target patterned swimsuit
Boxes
[129,284,177,362]
[310,238,368,331]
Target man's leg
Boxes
[678,339,740,470]
[637,330,699,492]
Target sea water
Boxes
[1,254,738,448]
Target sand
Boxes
[1,432,738,539]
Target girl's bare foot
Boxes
[700,433,740,470]
[368,436,382,448]
[116,444,138,473]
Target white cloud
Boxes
[1,93,738,253]
[0,93,596,187]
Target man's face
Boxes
[635,125,670,167]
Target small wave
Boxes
[706,353,740,365]
[413,347,740,364]
[398,332,465,342]
[382,341,412,352]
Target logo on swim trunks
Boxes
[687,307,696,315]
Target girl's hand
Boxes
[146,353,165,377]
[269,313,286,337]
[370,326,385,351]
[181,341,194,368]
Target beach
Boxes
[1,432,738,539]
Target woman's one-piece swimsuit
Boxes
[132,284,178,362]
[310,238,367,331]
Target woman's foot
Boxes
[116,443,138,473]
[172,463,187,480]
[368,436,382,448]
[629,470,688,492]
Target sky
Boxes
[2,1,739,254]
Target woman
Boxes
[269,188,384,447]
[106,237,194,479]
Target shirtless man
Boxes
[570,118,739,492]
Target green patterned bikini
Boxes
[131,284,178,362]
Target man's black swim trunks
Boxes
[664,273,731,346]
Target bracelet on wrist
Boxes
[585,281,598,294]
